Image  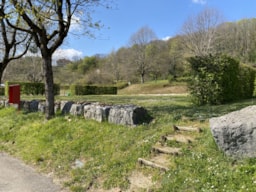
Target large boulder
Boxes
[61,101,74,115]
[108,105,152,126]
[70,103,84,116]
[209,105,256,158]
[84,103,111,122]
[20,100,39,112]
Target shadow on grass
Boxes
[148,97,256,121]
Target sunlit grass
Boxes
[0,95,256,191]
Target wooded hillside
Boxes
[3,18,256,85]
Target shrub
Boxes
[188,54,255,105]
[238,64,256,99]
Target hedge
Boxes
[5,81,60,96]
[188,54,256,105]
[0,87,4,96]
[70,84,117,95]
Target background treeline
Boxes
[3,18,256,86]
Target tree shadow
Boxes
[148,98,256,121]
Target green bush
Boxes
[188,54,255,105]
[238,64,256,99]
[70,84,117,95]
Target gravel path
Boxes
[0,153,65,192]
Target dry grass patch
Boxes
[118,81,188,95]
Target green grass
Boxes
[1,95,256,191]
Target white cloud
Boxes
[162,36,172,41]
[53,48,83,61]
[70,15,82,32]
[192,0,207,4]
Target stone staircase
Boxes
[120,124,204,191]
[137,124,202,172]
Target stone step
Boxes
[138,158,169,172]
[173,125,202,133]
[162,134,194,144]
[152,146,182,155]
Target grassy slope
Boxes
[118,80,188,95]
[1,82,256,191]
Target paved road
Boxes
[0,153,65,192]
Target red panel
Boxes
[9,85,20,104]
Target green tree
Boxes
[78,56,98,74]
[8,0,110,119]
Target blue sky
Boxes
[54,0,256,60]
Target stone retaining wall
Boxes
[1,100,152,126]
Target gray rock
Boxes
[19,100,40,112]
[72,159,85,169]
[54,101,61,113]
[20,101,30,112]
[70,103,84,116]
[209,105,256,158]
[0,100,9,107]
[84,103,111,122]
[38,101,46,113]
[29,100,39,112]
[0,99,152,126]
[108,105,152,126]
[61,101,74,115]
[4,100,9,107]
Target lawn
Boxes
[1,94,256,191]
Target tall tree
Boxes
[216,18,256,63]
[0,0,32,83]
[167,36,184,79]
[104,50,122,82]
[8,0,110,119]
[181,7,224,56]
[129,26,157,83]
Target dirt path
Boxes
[0,153,66,192]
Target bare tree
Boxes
[181,7,224,56]
[216,18,256,63]
[3,56,43,82]
[0,0,32,83]
[129,26,157,83]
[7,0,110,119]
[104,50,121,82]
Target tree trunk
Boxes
[140,73,145,84]
[42,55,55,119]
[0,69,3,85]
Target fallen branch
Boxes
[138,158,169,172]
